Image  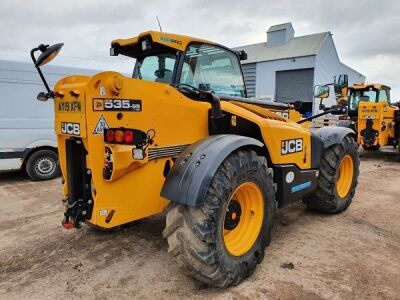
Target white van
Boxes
[0,60,96,180]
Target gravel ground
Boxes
[0,148,399,299]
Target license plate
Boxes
[58,101,82,112]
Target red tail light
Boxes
[105,130,115,143]
[104,128,147,146]
[123,130,134,144]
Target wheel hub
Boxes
[35,157,55,175]
[223,182,264,256]
[224,199,242,230]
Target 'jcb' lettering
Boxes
[61,122,80,136]
[281,138,303,155]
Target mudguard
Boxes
[160,134,263,206]
[316,126,355,148]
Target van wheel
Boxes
[26,150,60,181]
[163,149,276,287]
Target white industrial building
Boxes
[234,23,365,114]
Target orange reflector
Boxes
[115,130,124,143]
[105,210,115,223]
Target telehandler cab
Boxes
[31,31,359,287]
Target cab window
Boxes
[378,89,389,102]
[349,89,377,111]
[180,44,246,97]
[133,52,177,83]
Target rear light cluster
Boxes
[104,128,147,146]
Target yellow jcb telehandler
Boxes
[315,77,400,151]
[350,83,399,150]
[30,31,359,287]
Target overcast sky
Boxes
[1,0,399,100]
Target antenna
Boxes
[156,16,163,32]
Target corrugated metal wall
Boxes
[275,68,314,103]
[242,63,256,97]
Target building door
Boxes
[275,68,314,104]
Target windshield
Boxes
[349,89,377,111]
[133,51,177,83]
[179,43,246,97]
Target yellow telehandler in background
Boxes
[30,31,359,287]
[350,84,399,150]
[314,77,400,151]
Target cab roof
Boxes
[349,83,390,90]
[111,31,215,52]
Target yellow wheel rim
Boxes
[223,182,264,256]
[336,155,354,198]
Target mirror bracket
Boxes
[30,43,63,99]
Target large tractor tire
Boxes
[304,135,359,213]
[163,149,276,287]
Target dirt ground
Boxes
[0,148,399,300]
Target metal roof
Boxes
[267,23,293,33]
[233,32,330,64]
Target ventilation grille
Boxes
[148,144,190,161]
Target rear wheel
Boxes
[25,149,60,181]
[304,135,359,213]
[163,149,276,287]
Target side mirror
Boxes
[35,43,64,67]
[314,85,330,98]
[334,74,348,97]
[237,50,247,61]
[30,43,64,99]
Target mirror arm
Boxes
[318,98,325,110]
[30,47,53,97]
[297,105,347,124]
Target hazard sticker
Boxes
[93,115,109,135]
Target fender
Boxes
[160,134,263,206]
[316,126,355,148]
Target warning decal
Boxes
[93,115,109,135]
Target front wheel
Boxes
[304,135,359,213]
[163,149,276,287]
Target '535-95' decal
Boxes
[93,98,142,112]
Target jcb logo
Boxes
[61,122,80,136]
[281,138,303,155]
[362,115,376,120]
